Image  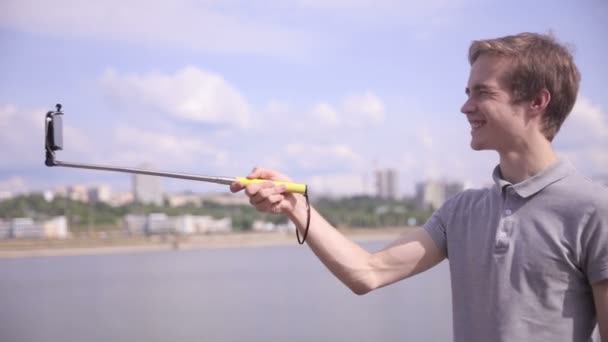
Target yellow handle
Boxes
[235,177,307,194]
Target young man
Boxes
[231,32,608,341]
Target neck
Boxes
[498,136,558,184]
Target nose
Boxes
[460,97,475,115]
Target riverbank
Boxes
[0,227,413,259]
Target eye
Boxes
[475,89,492,98]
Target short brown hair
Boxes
[468,32,581,141]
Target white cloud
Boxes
[292,0,471,36]
[295,0,383,10]
[0,0,315,57]
[398,153,418,173]
[103,125,228,171]
[0,105,39,168]
[295,0,461,11]
[589,149,608,169]
[259,100,306,132]
[312,103,340,126]
[310,92,386,127]
[560,148,608,176]
[556,96,608,173]
[264,100,292,117]
[343,92,386,124]
[416,126,435,150]
[101,67,251,127]
[293,0,468,21]
[284,143,364,170]
[257,155,288,173]
[565,96,608,141]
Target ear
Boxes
[529,88,551,117]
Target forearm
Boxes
[597,305,608,342]
[287,196,377,294]
[593,280,608,342]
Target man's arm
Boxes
[232,168,446,295]
[593,280,608,342]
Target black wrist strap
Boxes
[296,187,311,245]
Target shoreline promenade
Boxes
[0,227,412,259]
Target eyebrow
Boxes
[465,84,494,95]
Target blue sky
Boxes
[0,0,607,197]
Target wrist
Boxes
[286,194,309,227]
[287,192,312,245]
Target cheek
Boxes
[490,105,523,128]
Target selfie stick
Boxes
[44,104,307,194]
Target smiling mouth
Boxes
[469,120,486,132]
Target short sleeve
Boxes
[581,204,608,284]
[424,205,449,258]
[422,190,471,259]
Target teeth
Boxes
[470,121,485,129]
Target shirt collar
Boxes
[492,158,575,198]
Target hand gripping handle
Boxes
[235,177,307,194]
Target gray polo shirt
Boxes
[424,159,608,342]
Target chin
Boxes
[470,140,489,151]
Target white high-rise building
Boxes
[0,191,12,202]
[415,180,444,211]
[415,180,464,211]
[88,185,112,203]
[133,164,164,206]
[375,168,398,200]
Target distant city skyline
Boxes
[1,168,607,202]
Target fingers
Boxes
[248,166,291,182]
[230,182,244,193]
[257,200,287,214]
[233,166,294,214]
[243,181,290,214]
[247,182,285,204]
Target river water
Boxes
[0,240,453,342]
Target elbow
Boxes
[344,257,380,296]
[347,276,377,296]
[350,284,372,296]
[334,252,380,295]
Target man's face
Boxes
[461,55,529,153]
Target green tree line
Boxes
[0,194,432,232]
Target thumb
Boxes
[248,167,290,182]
